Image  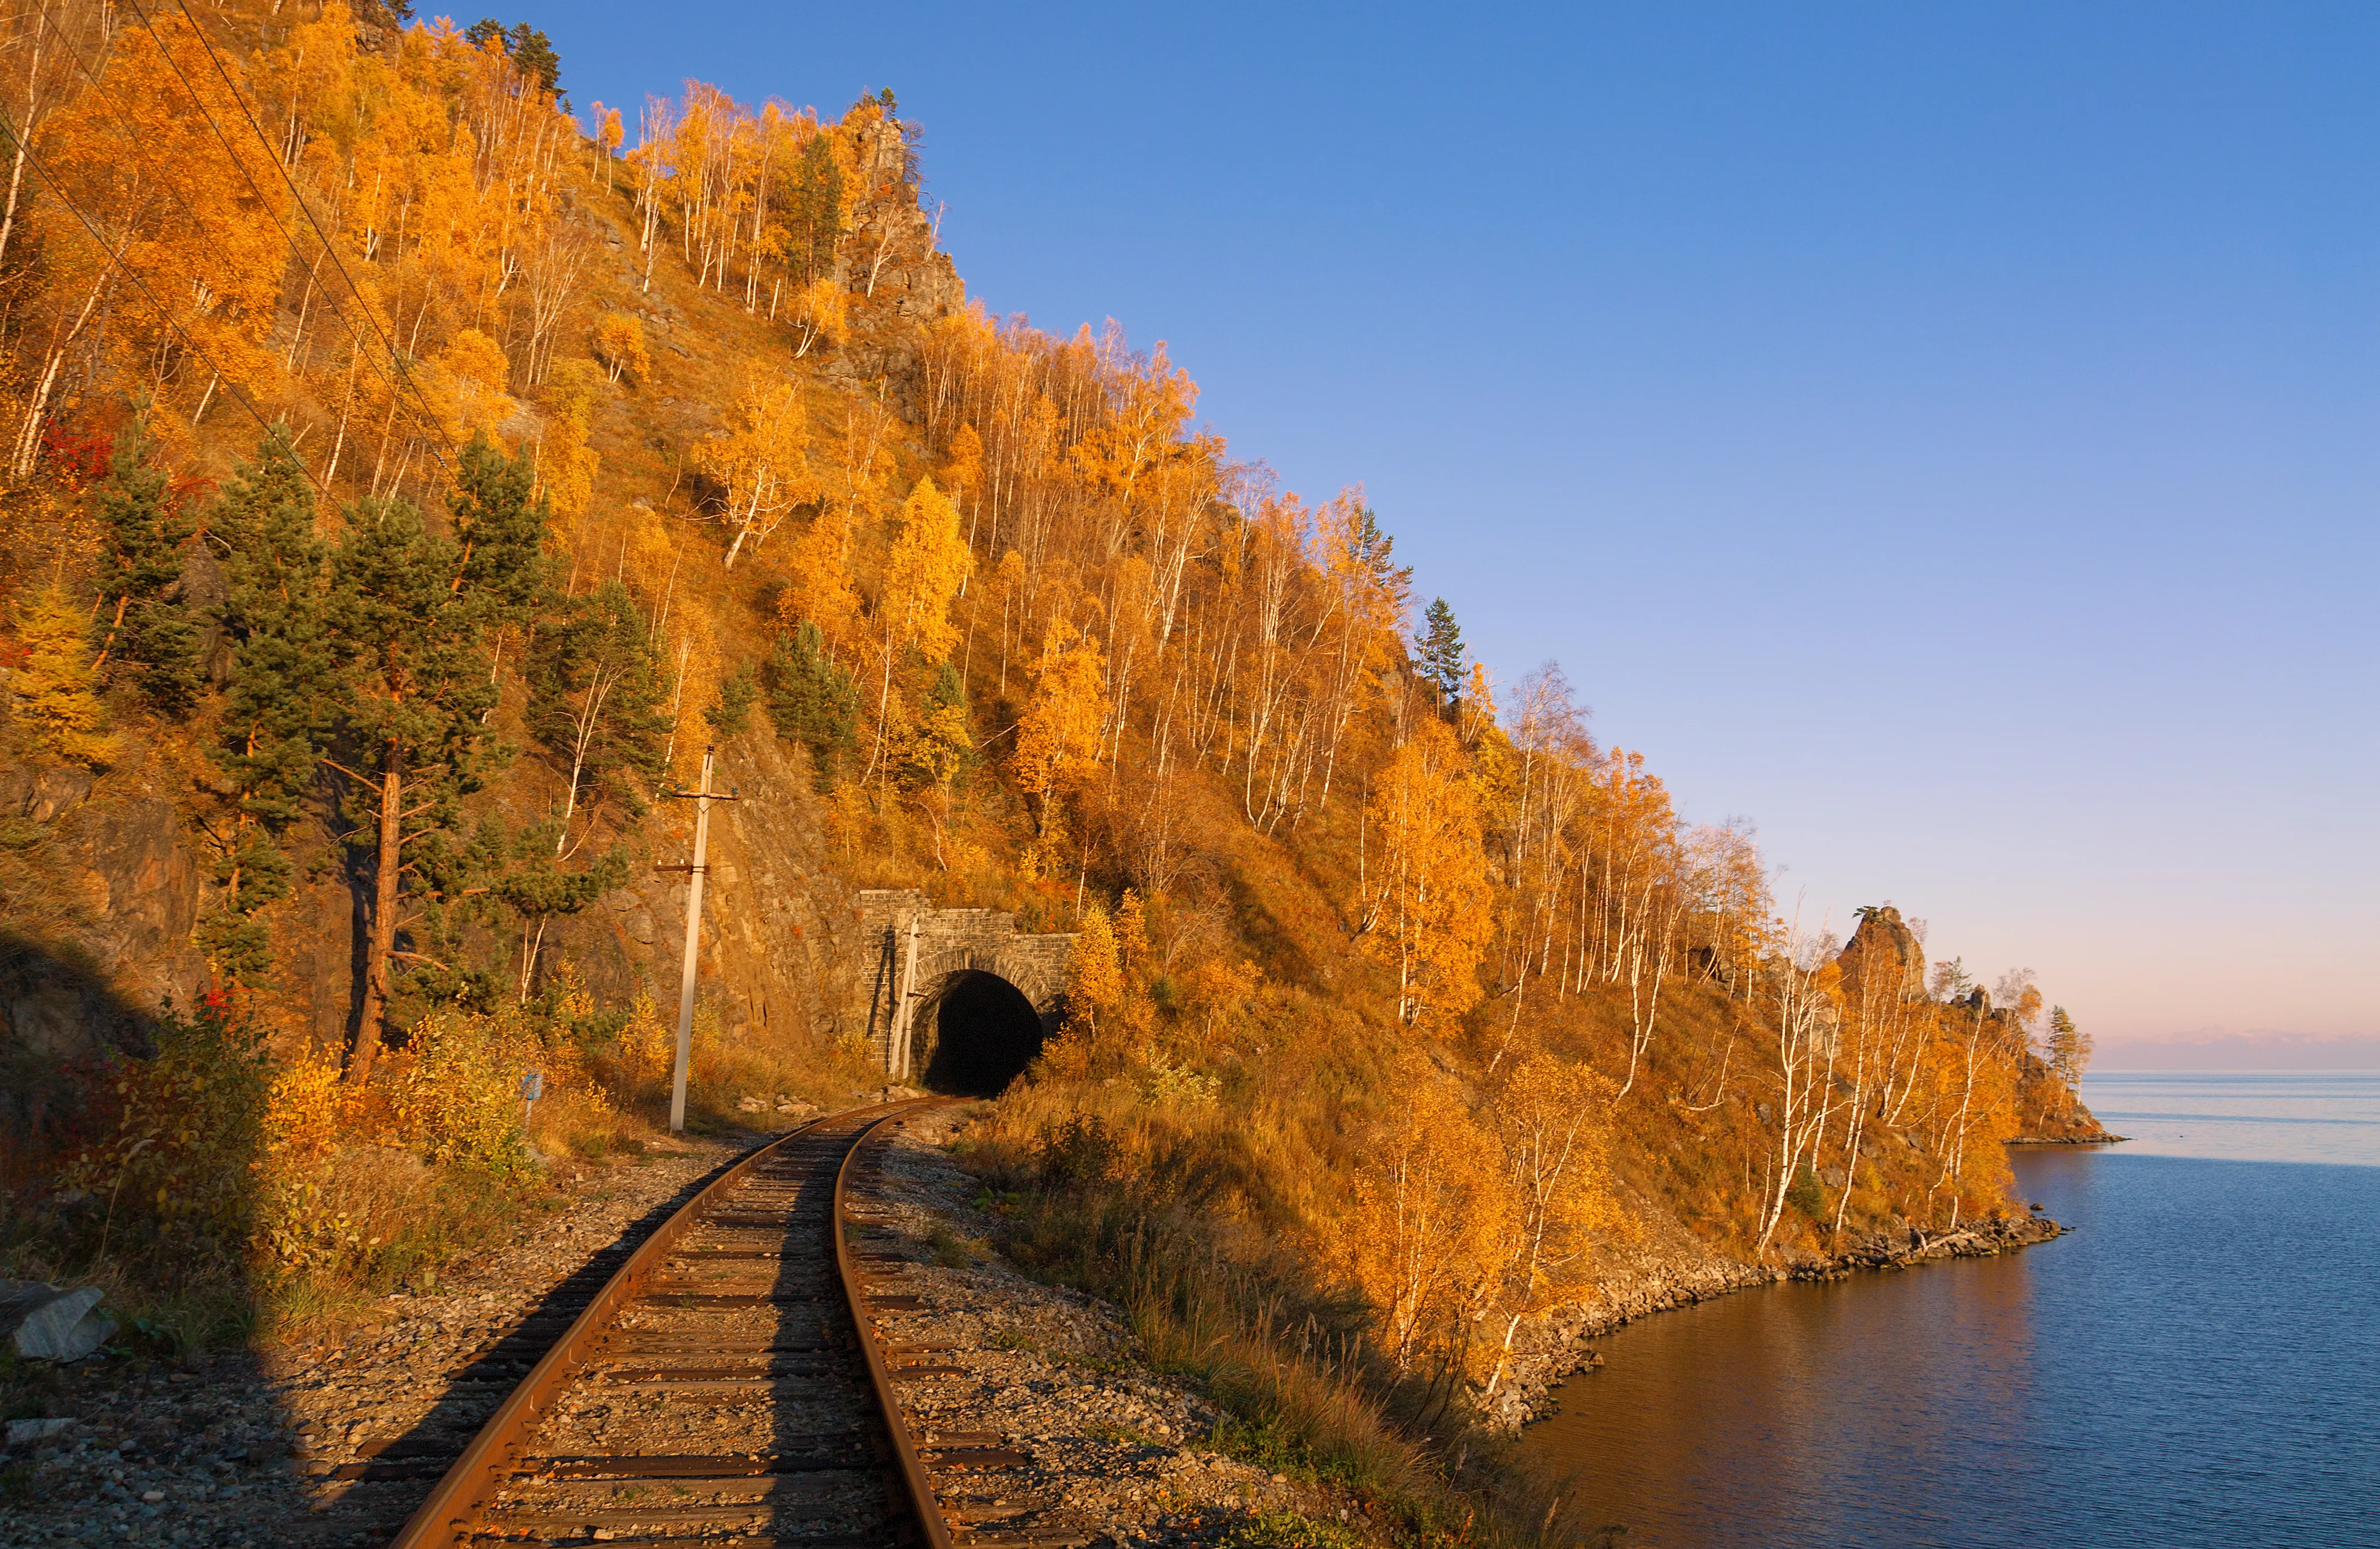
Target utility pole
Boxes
[655,747,740,1132]
[893,912,921,1081]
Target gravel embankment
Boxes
[2,1108,1377,1547]
[0,1134,747,1547]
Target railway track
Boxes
[384,1097,1042,1548]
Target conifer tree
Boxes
[2046,1006,2092,1090]
[11,583,115,768]
[790,134,845,286]
[767,622,859,790]
[528,578,668,851]
[91,419,200,713]
[1418,596,1465,710]
[327,435,546,1083]
[704,664,759,741]
[202,431,332,984]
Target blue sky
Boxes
[545,2,2379,1052]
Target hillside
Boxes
[0,4,2107,1539]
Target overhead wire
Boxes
[18,0,441,491]
[108,0,463,478]
[140,0,465,476]
[0,101,329,500]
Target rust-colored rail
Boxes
[837,1106,958,1549]
[385,1098,950,1548]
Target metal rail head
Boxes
[383,1105,913,1549]
[836,1103,960,1549]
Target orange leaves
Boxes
[790,278,848,358]
[879,476,970,668]
[1014,620,1109,817]
[698,371,820,568]
[1362,716,1492,1026]
[1330,1060,1508,1374]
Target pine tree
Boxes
[201,430,333,986]
[11,583,115,768]
[2046,1006,2092,1090]
[1418,596,1465,710]
[766,622,859,791]
[91,419,200,713]
[790,134,845,287]
[327,435,546,1082]
[527,578,668,851]
[704,664,760,741]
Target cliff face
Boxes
[0,744,207,1062]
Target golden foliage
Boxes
[1361,717,1491,1026]
[10,581,115,767]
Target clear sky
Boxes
[544,2,2379,1056]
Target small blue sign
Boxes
[521,1070,545,1102]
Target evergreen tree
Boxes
[1418,596,1465,709]
[790,134,845,287]
[91,419,200,713]
[10,583,115,768]
[327,434,546,1083]
[201,431,333,985]
[2046,1006,2093,1090]
[766,621,858,791]
[462,19,560,94]
[527,578,668,851]
[704,663,760,741]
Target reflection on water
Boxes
[1523,1101,2380,1546]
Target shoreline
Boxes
[1488,1205,2069,1429]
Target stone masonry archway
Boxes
[916,970,1044,1095]
[853,890,1073,1090]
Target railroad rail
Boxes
[385,1097,1016,1547]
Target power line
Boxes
[147,0,464,475]
[0,104,328,500]
[113,0,463,476]
[20,0,443,487]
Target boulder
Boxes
[5,1283,116,1362]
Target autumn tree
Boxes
[10,583,114,768]
[862,475,969,780]
[699,374,817,567]
[1483,1051,1624,1392]
[1013,623,1107,838]
[1360,716,1492,1025]
[592,313,650,383]
[1331,1065,1508,1375]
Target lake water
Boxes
[1521,1072,2380,1547]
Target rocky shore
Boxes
[1482,1207,2065,1430]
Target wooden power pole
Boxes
[656,747,740,1133]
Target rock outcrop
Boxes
[1839,903,1927,999]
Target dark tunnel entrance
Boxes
[921,970,1048,1096]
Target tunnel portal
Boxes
[921,971,1047,1096]
[853,889,1074,1084]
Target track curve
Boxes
[386,1099,956,1548]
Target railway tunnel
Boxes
[917,970,1047,1096]
[854,890,1073,1096]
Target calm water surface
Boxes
[1521,1073,2380,1547]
